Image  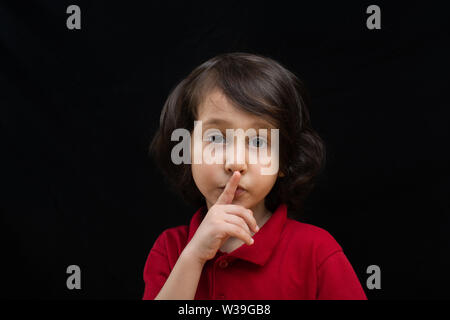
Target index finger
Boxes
[216,171,241,205]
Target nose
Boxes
[225,161,247,174]
[224,142,248,174]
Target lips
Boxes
[218,185,246,197]
[234,187,245,197]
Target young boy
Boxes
[143,53,367,300]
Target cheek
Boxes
[249,165,278,193]
[261,175,278,194]
[191,164,204,189]
[191,163,220,192]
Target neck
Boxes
[250,201,272,229]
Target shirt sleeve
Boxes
[142,231,171,300]
[316,250,367,300]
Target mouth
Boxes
[219,185,247,198]
[234,186,246,197]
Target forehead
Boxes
[196,89,275,129]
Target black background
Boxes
[1,1,449,299]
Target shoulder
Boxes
[284,218,342,246]
[151,225,190,254]
[283,218,343,262]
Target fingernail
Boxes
[255,225,260,232]
[250,238,254,244]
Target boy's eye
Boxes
[207,134,225,144]
[249,136,267,148]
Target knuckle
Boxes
[212,219,223,230]
[239,218,249,229]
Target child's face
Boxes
[191,89,280,211]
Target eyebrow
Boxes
[202,118,231,127]
[202,118,275,129]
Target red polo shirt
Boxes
[142,204,367,300]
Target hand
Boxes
[182,171,259,264]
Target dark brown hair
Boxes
[150,52,325,217]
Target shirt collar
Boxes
[187,203,287,266]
